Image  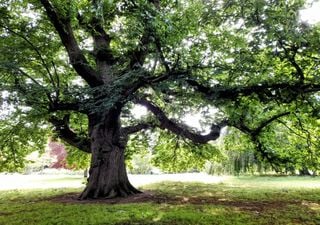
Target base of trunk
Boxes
[78,148,140,200]
[79,181,141,200]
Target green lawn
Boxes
[1,176,320,225]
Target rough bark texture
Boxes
[79,111,140,200]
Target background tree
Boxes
[1,0,320,199]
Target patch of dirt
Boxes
[0,212,14,216]
[50,191,299,213]
[50,191,179,204]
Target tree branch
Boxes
[232,111,290,137]
[122,69,190,100]
[51,61,60,100]
[252,112,290,136]
[92,24,114,84]
[128,31,151,69]
[49,115,91,153]
[186,79,320,101]
[136,98,227,144]
[40,0,103,87]
[49,101,82,112]
[278,41,304,82]
[122,122,154,135]
[126,0,163,70]
[5,65,54,103]
[232,111,292,167]
[0,24,58,87]
[77,8,115,82]
[154,37,170,73]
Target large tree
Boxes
[1,0,320,199]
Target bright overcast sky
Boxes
[300,0,320,24]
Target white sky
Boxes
[299,1,320,24]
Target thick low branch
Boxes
[49,115,91,153]
[40,0,103,87]
[137,98,227,144]
[122,122,154,135]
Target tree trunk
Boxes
[79,111,141,200]
[299,167,311,176]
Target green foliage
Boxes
[128,153,153,174]
[1,0,320,173]
[211,128,273,175]
[256,113,320,173]
[65,146,90,170]
[152,131,222,172]
[0,112,49,172]
[212,113,320,175]
[125,130,151,159]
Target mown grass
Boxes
[1,176,320,225]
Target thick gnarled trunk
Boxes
[79,112,140,200]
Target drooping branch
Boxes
[232,111,291,166]
[277,119,317,148]
[252,136,292,171]
[136,98,227,144]
[40,0,103,87]
[5,66,54,104]
[0,24,56,86]
[49,115,91,153]
[233,111,290,137]
[252,112,290,136]
[186,79,320,101]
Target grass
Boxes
[0,176,320,224]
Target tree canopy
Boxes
[1,0,320,198]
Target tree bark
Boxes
[79,111,140,199]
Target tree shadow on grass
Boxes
[50,190,301,213]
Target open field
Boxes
[0,173,226,190]
[1,175,320,224]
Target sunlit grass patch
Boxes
[143,178,320,202]
[0,188,81,202]
[231,176,320,189]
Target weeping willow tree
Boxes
[1,0,320,199]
